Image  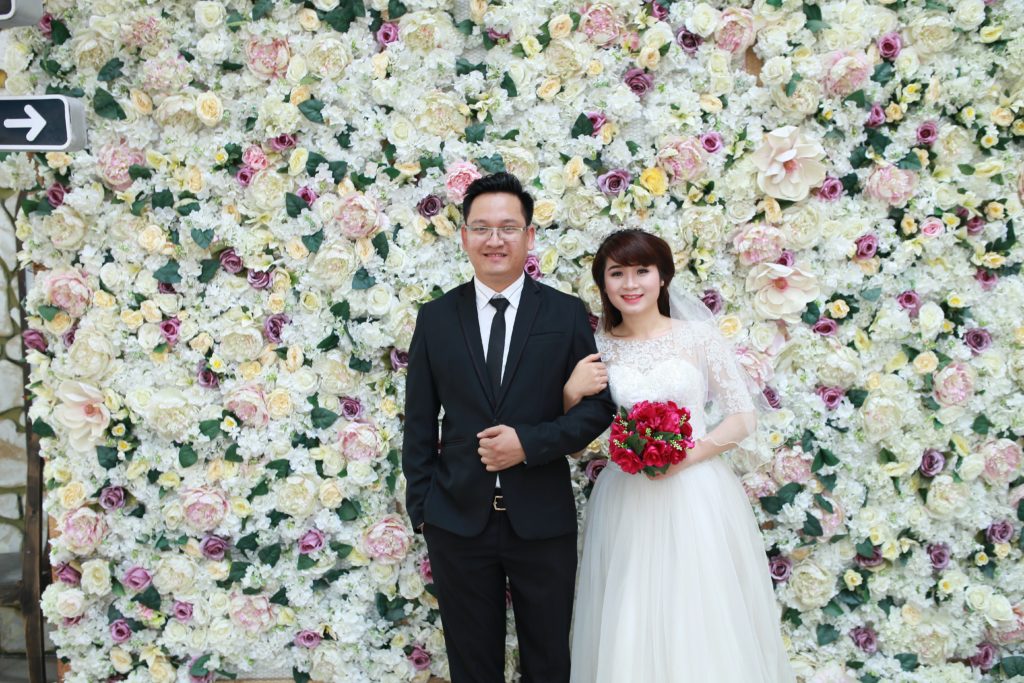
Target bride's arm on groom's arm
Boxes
[401,308,441,532]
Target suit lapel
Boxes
[496,277,540,410]
[456,282,496,408]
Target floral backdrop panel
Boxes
[0,0,1023,680]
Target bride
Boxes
[565,229,796,682]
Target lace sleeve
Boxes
[702,329,757,416]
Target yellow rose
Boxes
[137,225,167,253]
[979,24,1003,42]
[45,152,73,170]
[266,389,293,419]
[267,292,287,314]
[639,167,668,196]
[110,648,133,674]
[230,497,251,517]
[718,315,741,338]
[521,36,542,58]
[59,482,86,510]
[157,472,181,489]
[548,14,573,40]
[130,89,153,116]
[195,92,223,127]
[985,202,1005,220]
[93,291,115,308]
[318,480,344,508]
[289,147,309,176]
[239,361,263,381]
[586,60,603,77]
[289,85,312,106]
[828,299,850,319]
[991,107,1014,127]
[45,311,73,335]
[564,156,586,186]
[298,8,320,30]
[637,46,660,70]
[140,300,162,323]
[913,351,938,374]
[533,199,557,226]
[121,309,144,329]
[843,569,863,589]
[537,76,562,101]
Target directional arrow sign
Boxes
[0,0,44,27]
[0,96,87,152]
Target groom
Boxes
[402,172,614,682]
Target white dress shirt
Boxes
[474,274,525,487]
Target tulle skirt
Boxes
[570,457,797,683]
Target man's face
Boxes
[461,192,535,291]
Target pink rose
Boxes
[334,192,389,240]
[714,8,756,53]
[741,471,777,503]
[246,37,290,79]
[979,439,1022,486]
[818,495,845,540]
[242,145,269,171]
[180,486,228,532]
[920,216,944,237]
[772,448,812,485]
[822,50,871,97]
[578,4,622,48]
[230,593,275,633]
[363,515,412,565]
[97,141,145,191]
[444,161,483,204]
[734,346,773,388]
[340,422,384,461]
[60,507,107,555]
[226,383,269,427]
[732,223,784,265]
[45,269,92,318]
[656,136,706,184]
[933,362,975,407]
[865,164,917,207]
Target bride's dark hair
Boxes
[592,229,675,333]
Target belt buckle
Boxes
[492,494,506,512]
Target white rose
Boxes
[319,480,344,508]
[688,3,721,38]
[986,594,1014,624]
[219,325,264,362]
[966,585,993,611]
[276,475,317,518]
[80,559,111,595]
[789,561,837,609]
[926,474,967,518]
[196,92,224,127]
[155,95,200,132]
[310,243,357,289]
[194,2,226,30]
[46,207,87,251]
[894,47,920,78]
[347,460,377,486]
[56,587,86,618]
[196,32,231,62]
[917,302,945,340]
[760,56,792,87]
[366,284,394,316]
[953,0,985,30]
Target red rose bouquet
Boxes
[609,400,695,476]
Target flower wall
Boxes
[2,0,1024,680]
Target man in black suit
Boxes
[402,172,614,683]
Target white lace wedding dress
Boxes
[570,320,796,683]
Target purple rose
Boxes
[158,281,177,294]
[855,546,884,569]
[866,103,886,128]
[817,176,845,201]
[159,317,181,346]
[417,194,443,218]
[376,21,400,46]
[964,328,992,354]
[597,168,632,196]
[775,250,795,267]
[263,313,291,344]
[646,0,669,20]
[918,449,946,478]
[812,317,838,337]
[173,600,194,622]
[23,329,48,352]
[297,186,319,207]
[235,165,255,187]
[99,486,127,511]
[55,562,82,586]
[390,348,409,370]
[408,645,431,671]
[587,111,607,134]
[854,233,878,259]
[916,120,939,146]
[762,386,782,410]
[986,520,1014,544]
[975,268,998,291]
[294,630,322,648]
[298,528,325,555]
[896,290,921,316]
[966,215,986,235]
[62,615,83,627]
[816,386,845,410]
[877,32,902,60]
[584,458,608,483]
[247,269,273,290]
[969,642,998,672]
[109,619,133,644]
[675,27,702,54]
[588,313,599,333]
[700,289,723,315]
[524,253,543,280]
[122,566,152,592]
[623,67,654,97]
[849,625,878,654]
[486,27,510,42]
[197,361,220,389]
[418,556,433,583]
[62,325,77,348]
[268,133,297,151]
[699,131,724,154]
[219,248,244,274]
[340,397,363,420]
[200,535,230,560]
[768,554,792,583]
[47,182,67,208]
[927,542,951,571]
[38,12,53,38]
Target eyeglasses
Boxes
[463,224,532,239]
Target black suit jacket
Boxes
[402,277,615,540]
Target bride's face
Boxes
[603,259,662,317]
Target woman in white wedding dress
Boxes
[565,230,795,683]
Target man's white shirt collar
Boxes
[474,274,525,312]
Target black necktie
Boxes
[486,296,510,392]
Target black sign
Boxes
[0,0,43,27]
[0,96,87,152]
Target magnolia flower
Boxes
[53,381,110,453]
[745,262,820,322]
[750,126,826,201]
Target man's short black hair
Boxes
[461,171,534,225]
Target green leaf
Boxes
[897,152,922,171]
[465,122,486,143]
[456,19,474,36]
[352,268,376,290]
[331,301,351,320]
[178,444,198,468]
[785,73,803,98]
[1003,655,1024,677]
[270,586,289,605]
[152,189,174,209]
[97,58,124,83]
[93,88,126,121]
[805,19,828,32]
[337,498,360,522]
[456,58,486,77]
[133,585,161,610]
[765,0,782,6]
[252,0,274,20]
[822,599,844,617]
[317,331,339,351]
[500,72,518,97]
[298,99,325,124]
[814,493,834,513]
[97,446,120,469]
[311,407,339,429]
[236,533,259,552]
[191,228,214,249]
[957,164,975,176]
[778,482,804,505]
[861,287,882,302]
[302,229,324,254]
[856,539,876,559]
[1017,499,1024,523]
[37,305,60,321]
[199,419,222,439]
[971,414,992,435]
[32,419,56,438]
[258,543,282,567]
[477,153,505,173]
[371,232,389,261]
[803,512,823,537]
[760,495,784,515]
[199,258,220,284]
[388,0,407,19]
[225,443,242,463]
[816,623,839,646]
[177,202,200,216]
[293,668,311,683]
[297,554,316,570]
[267,459,292,479]
[872,62,894,85]
[895,653,919,672]
[349,356,371,373]
[50,19,71,45]
[153,260,182,284]
[285,192,308,218]
[802,3,823,22]
[570,113,594,138]
[191,654,213,678]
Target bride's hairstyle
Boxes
[592,229,675,332]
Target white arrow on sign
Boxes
[4,104,46,142]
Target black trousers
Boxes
[424,499,578,683]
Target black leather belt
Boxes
[492,488,505,511]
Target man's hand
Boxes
[478,425,526,471]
